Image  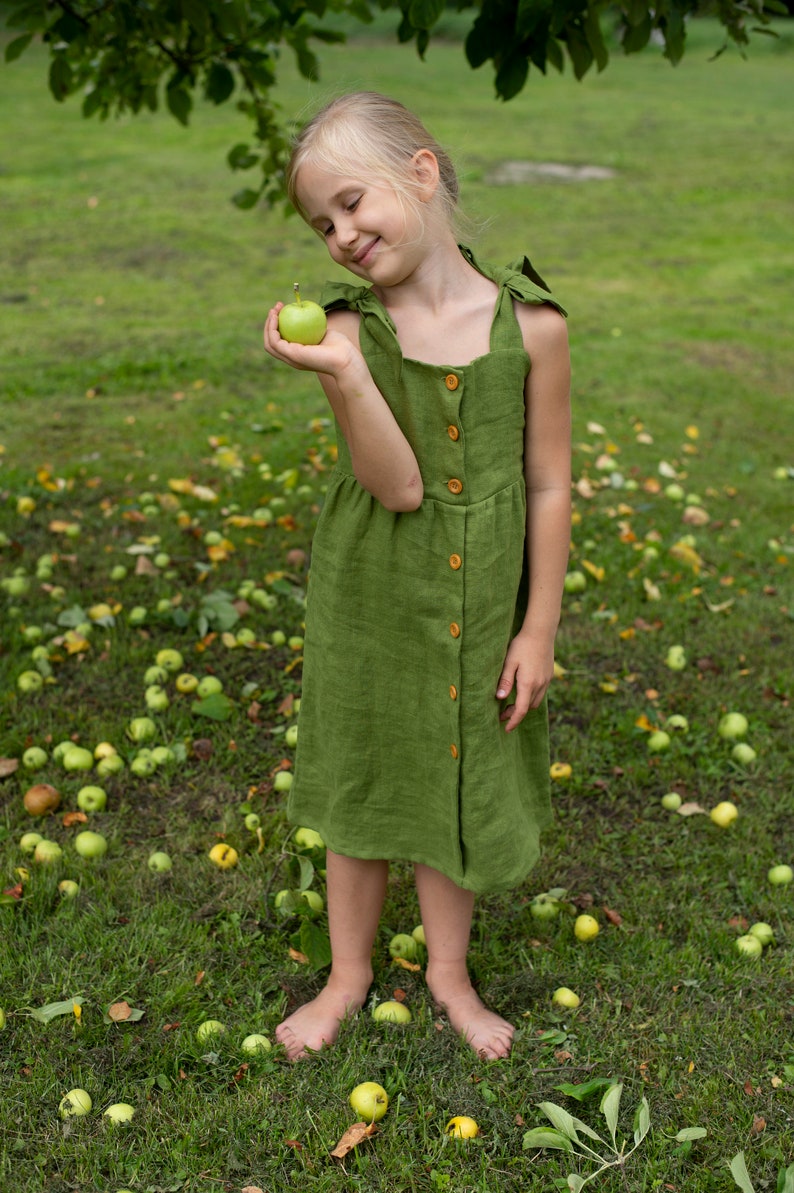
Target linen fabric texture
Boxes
[287,246,567,894]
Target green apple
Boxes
[767,864,793,886]
[97,753,125,778]
[735,934,763,958]
[244,813,261,831]
[388,933,418,961]
[270,630,287,647]
[372,1000,412,1024]
[665,714,689,732]
[748,922,774,947]
[529,893,560,922]
[156,648,184,672]
[93,741,118,760]
[731,743,757,765]
[285,724,299,749]
[148,851,173,873]
[58,879,80,898]
[288,636,304,651]
[277,283,327,345]
[196,1019,226,1044]
[412,924,426,946]
[718,712,749,740]
[175,672,199,693]
[0,1008,6,1030]
[17,670,44,693]
[241,1033,272,1054]
[552,986,581,1009]
[273,771,293,793]
[251,588,277,610]
[128,716,156,743]
[103,1103,135,1124]
[109,564,128,581]
[22,746,48,771]
[150,745,174,766]
[665,645,687,671]
[59,1088,92,1117]
[74,830,108,859]
[128,605,148,626]
[300,890,324,915]
[661,792,682,811]
[144,665,169,686]
[574,914,599,942]
[130,752,157,777]
[63,746,94,771]
[348,1081,388,1123]
[647,730,671,753]
[77,786,107,813]
[19,832,44,854]
[34,839,63,864]
[294,827,324,850]
[196,676,223,698]
[709,801,738,828]
[563,570,587,594]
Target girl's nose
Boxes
[334,217,356,248]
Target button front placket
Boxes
[441,371,465,771]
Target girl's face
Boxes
[295,156,438,286]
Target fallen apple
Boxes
[767,864,793,886]
[748,922,774,947]
[104,1102,135,1124]
[150,746,174,766]
[550,762,572,781]
[284,724,299,749]
[731,743,757,766]
[718,712,749,741]
[20,832,43,854]
[710,801,738,828]
[156,647,184,672]
[412,924,426,947]
[130,751,157,777]
[300,890,324,914]
[665,714,689,733]
[530,893,560,922]
[196,1019,226,1044]
[63,746,94,771]
[665,645,687,671]
[372,1001,412,1024]
[661,792,682,811]
[273,771,293,793]
[574,914,599,942]
[277,283,327,345]
[74,830,108,859]
[128,605,148,626]
[93,741,118,760]
[17,670,45,693]
[244,812,261,831]
[563,570,587,594]
[388,933,418,961]
[175,673,199,693]
[144,664,168,686]
[208,843,238,869]
[22,746,48,771]
[647,730,671,753]
[349,1081,388,1123]
[33,839,63,864]
[0,1008,6,1030]
[552,986,581,1009]
[128,716,157,744]
[96,753,125,778]
[76,785,107,813]
[196,676,223,699]
[294,826,324,851]
[148,851,173,873]
[241,1033,272,1054]
[24,783,61,816]
[59,1088,92,1118]
[58,879,80,898]
[446,1116,480,1139]
[735,934,763,958]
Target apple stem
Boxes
[293,282,302,306]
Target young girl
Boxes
[263,91,571,1062]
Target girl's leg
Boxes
[414,863,514,1060]
[276,850,388,1060]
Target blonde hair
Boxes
[286,92,462,234]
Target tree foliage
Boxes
[2,0,784,206]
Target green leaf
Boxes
[522,1127,574,1152]
[729,1152,756,1193]
[538,1101,605,1144]
[232,188,261,210]
[48,54,74,102]
[4,32,33,62]
[205,62,235,104]
[495,50,530,101]
[300,919,331,969]
[57,605,88,628]
[192,693,234,721]
[584,5,609,70]
[297,855,315,891]
[633,1096,650,1146]
[600,1082,622,1145]
[408,0,445,29]
[778,1164,794,1193]
[29,997,84,1024]
[166,85,192,126]
[227,142,258,170]
[675,1127,707,1143]
[555,1078,617,1102]
[567,1177,586,1193]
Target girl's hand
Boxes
[263,303,361,379]
[495,631,555,732]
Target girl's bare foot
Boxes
[276,969,372,1061]
[427,967,514,1060]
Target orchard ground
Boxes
[1,16,793,1193]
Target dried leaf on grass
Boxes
[63,811,88,827]
[330,1121,379,1158]
[677,802,707,816]
[106,1000,145,1023]
[0,757,19,778]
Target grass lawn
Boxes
[1,16,793,1193]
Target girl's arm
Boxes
[264,304,423,513]
[496,302,572,732]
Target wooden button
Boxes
[450,744,459,759]
[447,424,460,441]
[449,622,461,638]
[449,554,462,570]
[447,478,463,495]
[449,684,458,700]
[445,374,459,391]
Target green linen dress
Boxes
[287,245,567,894]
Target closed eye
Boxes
[321,195,361,238]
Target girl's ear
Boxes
[411,149,440,202]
